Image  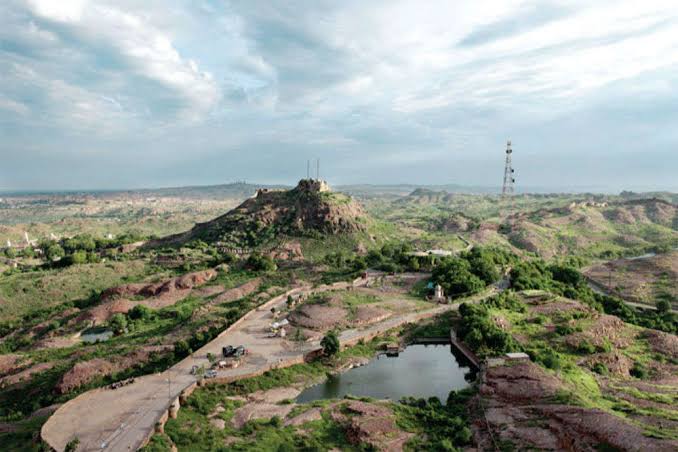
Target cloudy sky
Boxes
[1,0,677,192]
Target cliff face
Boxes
[152,179,368,248]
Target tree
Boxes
[352,256,368,271]
[433,257,485,297]
[656,298,671,314]
[69,250,88,265]
[45,244,65,261]
[128,304,152,321]
[320,330,340,357]
[245,253,277,272]
[174,340,191,358]
[465,247,500,284]
[109,313,128,335]
[64,234,96,253]
[4,247,16,259]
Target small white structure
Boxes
[433,284,445,303]
[505,352,530,361]
[270,319,289,330]
[428,249,454,257]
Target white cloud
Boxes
[1,0,677,189]
[0,95,29,115]
[26,0,88,22]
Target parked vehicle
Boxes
[223,345,247,358]
[205,369,217,379]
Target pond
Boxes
[80,327,114,343]
[296,344,474,404]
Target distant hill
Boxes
[124,182,290,200]
[501,198,678,259]
[151,179,368,248]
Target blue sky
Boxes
[1,0,677,192]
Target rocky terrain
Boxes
[473,361,677,451]
[504,198,677,258]
[470,290,678,450]
[152,179,368,248]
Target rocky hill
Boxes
[503,198,677,258]
[153,179,368,248]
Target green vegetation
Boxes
[0,259,151,321]
[457,295,523,357]
[509,259,677,334]
[395,389,475,451]
[432,246,513,299]
[321,330,340,357]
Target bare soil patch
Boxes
[289,304,348,331]
[354,305,391,325]
[564,314,633,349]
[331,400,413,452]
[580,351,632,377]
[0,353,26,377]
[211,278,262,305]
[77,269,218,324]
[55,345,170,393]
[0,362,54,388]
[643,329,678,359]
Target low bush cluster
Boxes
[509,259,677,334]
[457,302,522,357]
[395,388,475,451]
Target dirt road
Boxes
[42,278,495,452]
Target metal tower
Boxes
[502,140,515,196]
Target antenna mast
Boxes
[316,159,320,180]
[307,160,310,179]
[501,140,516,218]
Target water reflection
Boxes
[296,344,474,404]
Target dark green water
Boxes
[296,344,473,403]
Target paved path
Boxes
[42,278,496,452]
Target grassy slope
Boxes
[0,260,152,320]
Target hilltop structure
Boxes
[151,179,367,249]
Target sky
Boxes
[1,0,677,192]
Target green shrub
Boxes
[65,437,80,452]
[109,313,128,335]
[482,291,526,312]
[576,340,597,355]
[433,257,485,298]
[245,253,277,272]
[592,363,609,375]
[630,361,647,379]
[458,303,521,357]
[555,324,575,336]
[174,340,191,359]
[321,330,340,357]
[128,304,153,321]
